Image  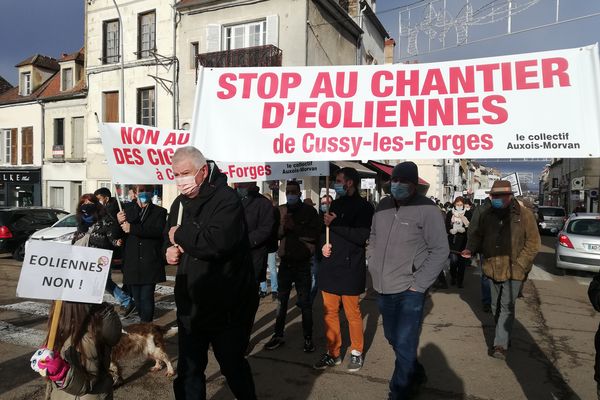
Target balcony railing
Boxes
[198,44,283,69]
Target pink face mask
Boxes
[175,168,202,197]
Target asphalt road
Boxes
[0,235,598,399]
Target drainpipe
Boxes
[112,0,125,123]
[38,100,46,206]
[357,3,367,65]
[305,0,309,66]
[172,0,179,129]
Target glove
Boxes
[39,354,70,384]
[30,348,54,376]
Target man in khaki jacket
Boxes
[463,180,540,360]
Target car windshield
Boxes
[539,208,566,217]
[567,219,600,237]
[54,214,78,228]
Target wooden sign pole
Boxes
[325,176,330,245]
[46,300,63,350]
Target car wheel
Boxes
[13,243,25,261]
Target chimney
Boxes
[384,38,396,64]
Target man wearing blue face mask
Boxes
[117,185,167,322]
[462,180,540,360]
[367,161,449,399]
[264,180,321,353]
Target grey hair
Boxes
[172,146,207,169]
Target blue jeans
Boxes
[260,252,278,293]
[490,279,522,348]
[130,284,156,322]
[377,290,426,400]
[105,268,132,307]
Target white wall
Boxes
[0,102,43,166]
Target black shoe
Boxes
[457,282,464,288]
[264,335,284,350]
[259,291,267,298]
[313,353,342,370]
[482,304,492,313]
[303,336,315,353]
[347,353,363,372]
[271,292,278,301]
[121,303,136,318]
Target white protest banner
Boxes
[16,241,113,304]
[361,178,376,190]
[192,45,600,162]
[502,173,523,197]
[99,123,329,184]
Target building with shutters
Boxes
[0,52,88,211]
[176,0,389,204]
[85,0,178,206]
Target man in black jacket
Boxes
[236,182,275,288]
[117,185,167,322]
[264,180,320,353]
[165,146,258,400]
[313,168,374,372]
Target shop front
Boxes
[0,169,42,207]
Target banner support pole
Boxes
[325,175,330,245]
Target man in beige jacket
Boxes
[463,180,540,360]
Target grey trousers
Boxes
[490,279,523,348]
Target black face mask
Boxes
[80,203,97,215]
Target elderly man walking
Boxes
[165,146,258,400]
[367,161,449,400]
[463,180,540,360]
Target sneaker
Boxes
[491,346,507,360]
[259,291,267,298]
[303,336,316,353]
[347,353,363,372]
[271,291,278,301]
[264,335,284,350]
[121,303,136,318]
[313,353,342,370]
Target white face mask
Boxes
[175,168,202,197]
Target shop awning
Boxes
[366,160,430,186]
[331,161,376,175]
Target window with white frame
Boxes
[224,20,267,50]
[137,87,155,126]
[61,68,73,91]
[138,11,156,59]
[103,19,120,64]
[1,130,11,164]
[20,72,31,96]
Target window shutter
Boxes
[10,128,17,165]
[206,24,221,52]
[266,15,279,46]
[21,127,33,165]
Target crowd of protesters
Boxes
[32,145,545,400]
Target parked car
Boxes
[27,213,77,244]
[536,206,567,234]
[555,213,600,273]
[0,207,69,261]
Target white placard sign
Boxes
[99,123,329,184]
[502,172,523,197]
[16,241,113,304]
[361,178,376,189]
[192,45,600,162]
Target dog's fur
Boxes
[110,323,177,386]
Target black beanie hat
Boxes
[392,161,419,185]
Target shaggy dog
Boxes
[110,323,177,386]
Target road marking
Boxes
[575,276,592,286]
[155,284,174,296]
[527,265,554,281]
[166,275,175,282]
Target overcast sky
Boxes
[1,0,599,84]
